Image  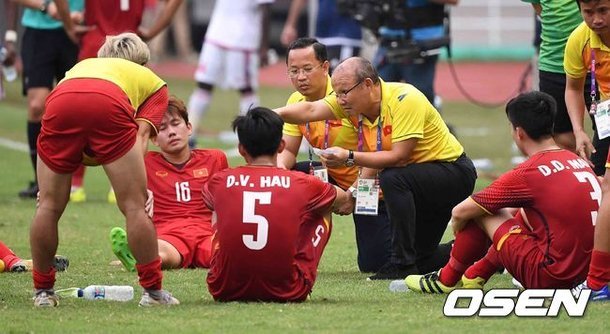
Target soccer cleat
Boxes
[572,281,610,301]
[110,227,136,272]
[107,189,117,204]
[20,255,70,272]
[405,270,460,294]
[461,275,486,289]
[139,290,180,307]
[18,181,38,199]
[367,263,418,281]
[69,187,87,203]
[34,290,59,307]
[10,261,27,272]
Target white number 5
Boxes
[242,191,271,250]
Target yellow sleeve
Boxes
[564,23,588,79]
[322,95,348,119]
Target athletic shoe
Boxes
[461,275,486,289]
[110,227,136,272]
[367,262,418,280]
[107,189,117,204]
[20,255,70,272]
[405,270,460,294]
[571,281,610,301]
[69,187,87,203]
[139,290,180,307]
[18,181,38,199]
[10,261,26,272]
[34,290,59,307]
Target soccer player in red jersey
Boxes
[202,107,350,302]
[31,33,178,307]
[402,91,600,293]
[70,0,183,203]
[110,96,228,271]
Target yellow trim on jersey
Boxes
[496,228,522,252]
[61,58,166,111]
[469,196,493,215]
[135,118,158,135]
[323,79,463,163]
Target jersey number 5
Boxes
[242,191,271,250]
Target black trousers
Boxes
[379,154,477,270]
[294,161,392,272]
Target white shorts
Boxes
[194,41,259,90]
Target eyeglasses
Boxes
[335,80,363,99]
[287,64,323,78]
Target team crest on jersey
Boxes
[383,125,392,136]
[156,170,168,177]
[193,168,208,178]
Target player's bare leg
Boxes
[30,158,71,306]
[158,240,182,269]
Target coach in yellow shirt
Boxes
[275,57,476,280]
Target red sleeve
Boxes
[304,175,337,215]
[471,168,533,213]
[135,85,169,134]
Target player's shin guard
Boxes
[136,257,163,291]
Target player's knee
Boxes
[28,99,46,121]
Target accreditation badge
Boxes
[594,99,610,140]
[354,178,379,216]
[312,166,329,183]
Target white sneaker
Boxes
[34,290,59,307]
[138,290,180,307]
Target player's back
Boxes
[203,166,335,301]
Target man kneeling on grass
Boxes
[202,107,350,302]
[396,91,599,293]
[110,97,228,271]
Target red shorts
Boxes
[38,79,138,173]
[156,218,214,268]
[493,217,585,289]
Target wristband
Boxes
[4,30,17,43]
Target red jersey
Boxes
[472,149,599,279]
[79,0,146,60]
[145,149,228,228]
[203,166,337,302]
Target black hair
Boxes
[232,107,284,158]
[505,91,556,140]
[575,0,601,9]
[286,37,328,64]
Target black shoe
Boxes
[368,262,418,280]
[18,181,38,199]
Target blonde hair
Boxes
[97,32,150,65]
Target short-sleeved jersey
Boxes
[324,79,463,163]
[61,58,167,130]
[145,149,228,227]
[21,0,83,29]
[565,22,610,99]
[471,149,598,279]
[283,76,358,189]
[203,166,336,301]
[205,0,274,51]
[79,0,146,60]
[522,0,582,73]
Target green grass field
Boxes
[0,77,608,333]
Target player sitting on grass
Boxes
[0,241,68,273]
[397,91,599,293]
[110,96,228,271]
[202,107,350,302]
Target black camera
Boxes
[336,0,450,63]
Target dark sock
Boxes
[27,121,41,182]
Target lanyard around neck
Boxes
[591,48,598,115]
[306,121,330,173]
[357,114,383,153]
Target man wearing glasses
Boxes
[275,57,476,280]
[278,38,391,273]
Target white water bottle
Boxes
[0,46,17,82]
[78,285,134,301]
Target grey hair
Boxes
[352,57,380,84]
[97,32,150,65]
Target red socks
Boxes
[439,223,490,286]
[587,250,610,290]
[464,246,502,281]
[136,257,163,291]
[0,241,21,271]
[71,165,85,188]
[33,267,56,290]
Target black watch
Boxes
[344,150,355,167]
